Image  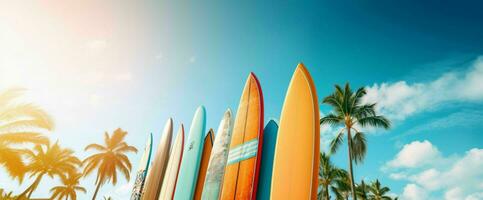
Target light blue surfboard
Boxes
[256,119,279,199]
[173,106,207,200]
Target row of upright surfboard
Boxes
[130,63,320,200]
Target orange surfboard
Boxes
[194,129,214,200]
[220,73,264,200]
[270,63,320,199]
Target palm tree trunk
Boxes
[325,185,330,200]
[92,182,102,200]
[347,128,357,200]
[19,173,44,198]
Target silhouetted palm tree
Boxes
[368,179,392,200]
[0,88,54,181]
[356,180,370,200]
[19,142,81,198]
[318,152,348,200]
[50,172,86,200]
[83,128,137,200]
[320,83,391,200]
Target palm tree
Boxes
[356,180,370,200]
[318,152,348,200]
[83,128,137,200]
[19,142,81,198]
[50,172,86,200]
[331,174,351,200]
[320,83,391,200]
[0,88,54,181]
[368,179,392,200]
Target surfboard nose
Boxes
[225,108,232,118]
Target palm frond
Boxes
[0,146,26,181]
[354,103,376,119]
[0,119,52,133]
[358,115,391,129]
[343,83,353,114]
[84,144,107,151]
[0,104,54,131]
[329,130,344,154]
[114,143,138,153]
[0,88,26,107]
[351,87,367,109]
[0,132,49,145]
[320,113,344,126]
[351,131,367,164]
[322,95,345,115]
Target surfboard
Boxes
[193,129,214,200]
[173,106,207,200]
[201,109,233,200]
[220,73,264,200]
[270,63,320,199]
[158,124,185,200]
[142,118,173,200]
[256,119,279,199]
[130,133,153,200]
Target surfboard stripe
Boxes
[227,139,259,165]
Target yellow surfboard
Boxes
[270,63,320,200]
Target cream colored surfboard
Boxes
[158,124,185,200]
[142,118,173,199]
[270,63,320,200]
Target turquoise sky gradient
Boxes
[1,1,482,199]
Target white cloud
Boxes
[403,110,483,137]
[409,169,441,190]
[389,172,407,180]
[385,140,441,168]
[320,123,338,153]
[465,192,483,200]
[385,141,483,199]
[402,184,428,200]
[444,187,465,200]
[363,57,483,121]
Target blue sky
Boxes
[0,1,482,199]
